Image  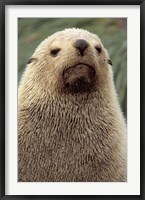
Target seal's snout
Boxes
[75,39,89,56]
[62,63,96,93]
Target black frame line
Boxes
[0,0,145,199]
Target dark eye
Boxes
[108,59,112,66]
[95,45,102,54]
[50,48,61,57]
[27,58,36,64]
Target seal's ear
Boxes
[108,59,112,66]
[27,58,37,64]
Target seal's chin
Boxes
[62,63,96,93]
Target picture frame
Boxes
[0,0,144,199]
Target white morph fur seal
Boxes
[18,28,127,182]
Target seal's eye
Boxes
[27,58,36,64]
[50,48,61,57]
[95,45,102,54]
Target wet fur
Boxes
[18,28,127,182]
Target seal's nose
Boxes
[75,39,89,56]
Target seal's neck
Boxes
[43,87,117,119]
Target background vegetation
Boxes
[18,18,127,119]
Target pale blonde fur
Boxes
[18,28,127,182]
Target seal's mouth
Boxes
[62,63,96,93]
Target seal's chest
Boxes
[36,136,99,181]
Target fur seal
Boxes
[18,28,127,182]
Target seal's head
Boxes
[26,28,112,95]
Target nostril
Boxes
[75,39,89,56]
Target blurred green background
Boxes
[18,18,127,119]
